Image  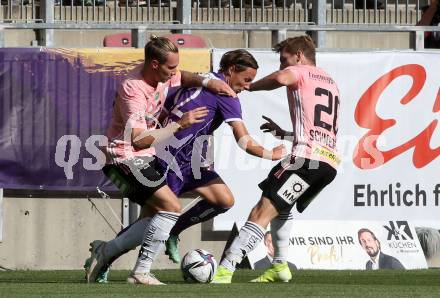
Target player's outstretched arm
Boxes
[229,121,286,160]
[249,69,297,91]
[180,70,236,97]
[260,115,296,142]
[131,107,208,149]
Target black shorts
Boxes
[258,157,337,213]
[102,158,167,206]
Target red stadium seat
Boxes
[103,33,207,48]
[164,34,207,48]
[103,33,132,47]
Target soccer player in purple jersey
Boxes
[84,49,286,283]
[160,49,286,263]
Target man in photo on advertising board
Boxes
[358,228,405,270]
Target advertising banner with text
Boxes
[0,48,210,190]
[244,220,428,270]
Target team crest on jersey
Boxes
[154,92,160,101]
[277,174,309,205]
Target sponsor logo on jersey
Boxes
[277,174,310,205]
[312,145,341,165]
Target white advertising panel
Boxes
[245,220,428,270]
[212,50,440,231]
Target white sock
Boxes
[220,221,265,272]
[271,212,294,264]
[104,217,151,260]
[133,211,180,274]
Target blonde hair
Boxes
[273,35,316,65]
[144,35,178,64]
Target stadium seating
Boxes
[164,34,207,48]
[103,33,132,47]
[103,33,207,48]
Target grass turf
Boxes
[0,269,439,297]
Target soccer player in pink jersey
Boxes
[85,35,235,285]
[212,36,340,283]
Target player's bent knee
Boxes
[149,199,181,213]
[248,199,271,222]
[156,204,181,213]
[167,201,182,213]
[248,206,261,222]
[218,196,234,209]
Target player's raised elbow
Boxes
[218,192,235,209]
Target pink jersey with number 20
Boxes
[285,65,340,169]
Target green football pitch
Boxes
[0,269,438,297]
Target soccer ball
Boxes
[181,249,217,283]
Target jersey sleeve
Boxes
[117,79,148,129]
[217,95,243,123]
[284,65,305,89]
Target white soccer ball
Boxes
[181,248,217,283]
